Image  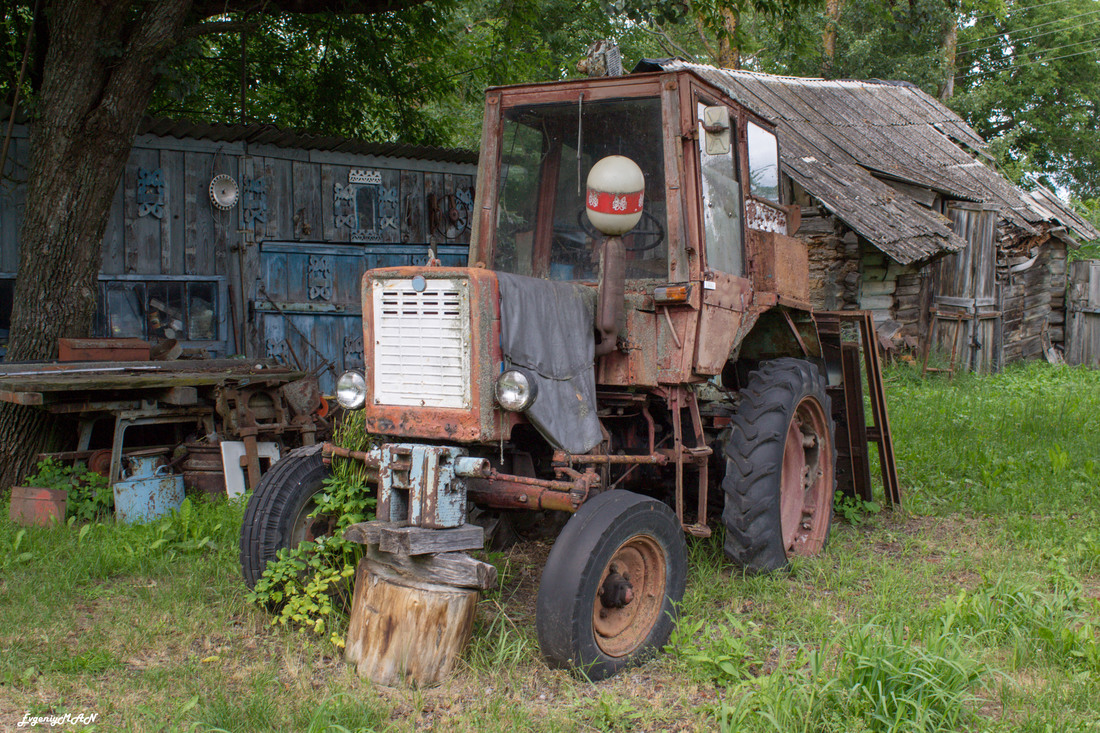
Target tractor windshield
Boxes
[493,97,668,281]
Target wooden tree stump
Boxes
[344,523,496,688]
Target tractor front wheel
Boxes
[536,490,687,680]
[722,358,837,574]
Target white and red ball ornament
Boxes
[585,155,645,236]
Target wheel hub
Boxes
[598,569,634,609]
[779,396,833,557]
[592,536,665,658]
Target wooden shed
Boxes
[637,61,1099,370]
[0,115,478,390]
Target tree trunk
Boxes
[718,7,740,70]
[940,13,958,100]
[0,0,194,492]
[822,0,843,77]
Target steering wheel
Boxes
[576,208,665,252]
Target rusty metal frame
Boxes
[359,266,504,443]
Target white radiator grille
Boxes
[372,278,471,409]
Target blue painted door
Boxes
[255,241,468,393]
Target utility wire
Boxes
[961,13,1100,56]
[960,5,1100,49]
[967,34,1100,64]
[962,43,1100,80]
[966,0,1091,25]
[964,33,1100,65]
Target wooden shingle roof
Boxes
[639,61,1097,264]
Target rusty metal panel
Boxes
[694,305,742,375]
[657,305,700,384]
[361,266,502,443]
[113,456,184,523]
[597,299,658,387]
[746,230,809,303]
[745,198,787,235]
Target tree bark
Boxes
[0,0,430,493]
[1,0,195,491]
[940,13,958,100]
[718,7,740,70]
[822,0,843,77]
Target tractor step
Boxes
[682,523,712,538]
[815,311,901,507]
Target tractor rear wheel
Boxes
[239,444,335,589]
[536,490,687,680]
[722,358,836,574]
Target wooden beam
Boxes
[366,546,496,590]
[0,389,43,406]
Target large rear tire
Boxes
[536,490,687,680]
[722,358,836,574]
[239,444,335,588]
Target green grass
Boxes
[1,361,1099,731]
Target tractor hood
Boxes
[497,272,603,454]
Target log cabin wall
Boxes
[998,236,1068,363]
[0,122,477,381]
[798,206,860,312]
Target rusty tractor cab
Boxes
[241,68,885,680]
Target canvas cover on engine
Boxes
[496,273,603,454]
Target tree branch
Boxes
[192,0,430,20]
[639,24,696,62]
[183,19,261,39]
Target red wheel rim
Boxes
[592,535,666,658]
[779,395,833,556]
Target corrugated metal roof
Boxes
[643,61,1098,263]
[138,116,479,165]
[1,103,479,165]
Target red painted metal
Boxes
[9,486,67,526]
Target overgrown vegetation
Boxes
[1,362,1099,731]
[246,412,376,647]
[21,457,113,522]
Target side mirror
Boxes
[702,106,731,156]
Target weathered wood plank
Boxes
[183,152,205,274]
[265,157,294,241]
[321,164,336,242]
[364,546,496,590]
[161,149,185,275]
[292,161,321,240]
[400,169,424,243]
[214,154,237,278]
[425,172,444,246]
[379,524,484,555]
[101,179,125,274]
[346,520,484,555]
[455,174,474,245]
[129,148,162,274]
[379,168,400,244]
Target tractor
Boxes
[240,64,890,680]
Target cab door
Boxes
[696,101,743,276]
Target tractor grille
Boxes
[371,277,471,409]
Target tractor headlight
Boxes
[495,369,537,412]
[335,371,367,410]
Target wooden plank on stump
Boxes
[345,558,478,687]
[345,520,484,555]
[365,546,497,590]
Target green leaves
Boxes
[246,412,377,648]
